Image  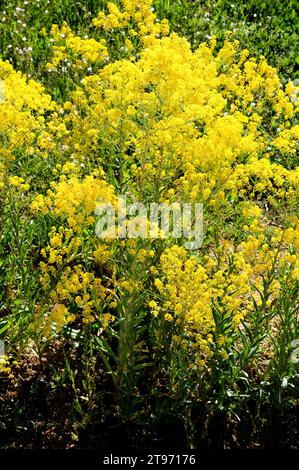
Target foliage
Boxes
[0,0,298,448]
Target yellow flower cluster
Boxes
[0,355,13,378]
[49,265,106,324]
[32,175,118,325]
[4,0,298,367]
[38,227,114,330]
[66,32,298,207]
[153,245,214,365]
[32,174,116,232]
[31,175,117,333]
[42,303,74,337]
[93,0,169,47]
[46,24,108,73]
[0,60,55,150]
[153,213,299,365]
[226,157,299,206]
[0,60,56,190]
[9,176,30,192]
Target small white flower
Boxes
[282,377,288,388]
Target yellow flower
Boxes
[164,313,173,322]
